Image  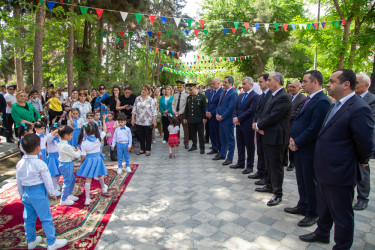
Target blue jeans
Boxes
[117,143,130,168]
[22,184,56,245]
[58,162,75,201]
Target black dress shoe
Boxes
[248,172,263,179]
[188,147,197,151]
[299,232,329,244]
[267,195,282,206]
[200,149,205,154]
[298,216,318,227]
[287,165,294,171]
[353,200,368,210]
[255,178,267,185]
[222,159,232,166]
[229,164,244,169]
[185,144,189,149]
[207,150,219,155]
[284,206,306,216]
[242,168,253,174]
[255,186,273,193]
[212,155,225,160]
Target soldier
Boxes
[172,80,189,149]
[183,83,207,154]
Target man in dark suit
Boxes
[206,78,224,155]
[353,73,375,210]
[286,70,331,227]
[230,77,260,174]
[284,81,306,171]
[213,76,238,166]
[252,72,292,206]
[248,74,271,183]
[299,69,374,249]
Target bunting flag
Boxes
[157,32,161,37]
[128,31,133,37]
[254,23,260,31]
[80,6,89,15]
[265,23,270,32]
[307,23,311,30]
[341,19,346,25]
[174,18,181,27]
[244,22,250,30]
[177,52,180,57]
[124,41,126,47]
[37,0,44,5]
[171,51,174,56]
[274,23,279,30]
[96,8,103,19]
[291,24,296,30]
[149,47,152,52]
[194,30,199,36]
[321,22,326,28]
[282,23,288,31]
[203,30,208,36]
[302,23,307,29]
[116,38,120,44]
[160,16,167,25]
[231,28,236,34]
[313,22,319,29]
[185,30,190,35]
[46,1,55,11]
[134,14,143,23]
[120,12,128,22]
[155,48,159,53]
[161,49,164,54]
[222,29,227,35]
[166,50,169,55]
[186,19,193,28]
[166,31,171,37]
[199,20,204,28]
[242,28,246,34]
[233,22,239,29]
[147,31,152,37]
[60,0,63,4]
[252,27,256,33]
[149,15,156,25]
[120,31,124,38]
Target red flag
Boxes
[96,9,104,19]
[120,31,124,38]
[197,55,199,59]
[341,19,346,25]
[313,22,319,29]
[232,28,236,34]
[282,24,288,31]
[244,22,249,30]
[155,48,159,53]
[199,20,205,28]
[124,41,126,47]
[177,52,180,57]
[60,0,63,3]
[194,30,199,36]
[157,32,161,37]
[149,15,156,25]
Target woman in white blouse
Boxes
[131,84,157,156]
[72,91,92,123]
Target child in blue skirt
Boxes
[57,125,81,206]
[16,133,67,249]
[34,121,48,163]
[77,122,108,206]
[46,123,62,197]
[111,114,132,174]
[68,108,84,147]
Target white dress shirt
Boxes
[67,118,85,128]
[72,101,92,123]
[337,92,356,110]
[309,89,323,99]
[46,133,60,153]
[4,92,16,114]
[168,125,180,135]
[16,155,55,196]
[58,140,81,162]
[28,97,43,112]
[81,131,106,155]
[36,132,47,149]
[111,126,132,147]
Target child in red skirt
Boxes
[168,116,180,158]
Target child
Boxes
[68,108,84,147]
[19,122,34,156]
[28,90,44,115]
[46,91,64,127]
[34,121,48,163]
[77,122,108,205]
[57,126,81,206]
[46,123,62,197]
[93,110,103,132]
[105,112,117,161]
[16,133,67,249]
[86,112,95,124]
[111,114,132,174]
[168,116,180,158]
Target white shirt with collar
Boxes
[272,86,283,96]
[337,92,356,110]
[46,133,60,153]
[309,89,324,99]
[16,154,55,196]
[241,89,253,101]
[67,117,85,129]
[291,92,300,102]
[360,91,369,99]
[58,140,81,162]
[36,132,47,149]
[262,88,270,95]
[4,92,16,114]
[111,126,132,147]
[81,131,106,155]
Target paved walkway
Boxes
[97,135,375,250]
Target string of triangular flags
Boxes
[150,62,240,71]
[38,0,346,36]
[162,67,240,76]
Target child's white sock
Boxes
[85,183,91,200]
[52,177,59,191]
[98,177,105,188]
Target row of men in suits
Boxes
[206,70,374,249]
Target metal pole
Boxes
[313,0,321,70]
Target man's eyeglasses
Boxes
[99,87,105,90]
[8,88,14,91]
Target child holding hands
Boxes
[111,114,132,174]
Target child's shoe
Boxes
[169,153,172,158]
[102,184,108,194]
[67,195,79,201]
[174,154,177,158]
[28,236,42,249]
[117,168,122,175]
[60,199,74,206]
[126,166,132,173]
[84,199,92,205]
[54,190,62,196]
[47,238,68,250]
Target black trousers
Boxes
[262,143,284,197]
[48,109,63,127]
[188,122,205,150]
[162,116,170,141]
[236,125,255,170]
[315,182,354,250]
[6,113,16,138]
[356,165,370,202]
[256,134,267,178]
[137,125,152,151]
[205,121,209,142]
[283,146,295,166]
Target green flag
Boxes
[166,31,171,37]
[134,14,143,23]
[242,28,246,34]
[203,30,208,36]
[233,22,239,28]
[80,6,89,15]
[161,49,164,54]
[307,23,311,30]
[274,24,279,30]
[38,0,44,5]
[186,19,193,28]
[116,38,120,44]
[128,31,133,37]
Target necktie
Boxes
[120,127,126,130]
[240,92,248,106]
[259,93,265,105]
[291,95,295,101]
[220,90,227,104]
[323,101,341,127]
[176,93,181,112]
[300,96,311,113]
[211,90,216,101]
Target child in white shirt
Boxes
[111,114,132,174]
[167,116,180,158]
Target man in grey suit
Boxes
[354,72,375,210]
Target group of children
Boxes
[16,111,133,249]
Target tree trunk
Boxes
[67,0,74,96]
[156,51,161,84]
[14,4,24,90]
[98,17,104,66]
[348,18,362,69]
[105,25,110,78]
[337,18,352,69]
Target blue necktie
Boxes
[240,93,248,106]
[211,90,217,101]
[323,101,341,127]
[120,127,126,130]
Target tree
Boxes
[33,0,45,93]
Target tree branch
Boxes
[360,2,375,26]
[333,0,345,20]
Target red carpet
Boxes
[0,164,138,249]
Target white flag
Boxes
[166,50,169,55]
[120,12,128,22]
[174,18,181,27]
[264,23,270,32]
[252,27,256,33]
[302,23,307,30]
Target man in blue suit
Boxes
[213,76,238,166]
[230,77,260,174]
[206,78,224,155]
[286,70,331,228]
[299,69,374,249]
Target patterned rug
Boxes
[0,164,138,249]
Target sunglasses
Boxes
[8,88,14,91]
[99,87,105,90]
